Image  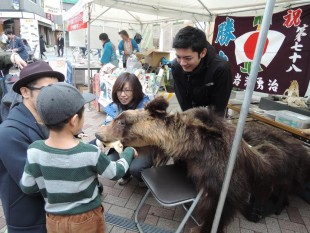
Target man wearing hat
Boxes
[0,61,64,233]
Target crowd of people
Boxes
[0,25,308,233]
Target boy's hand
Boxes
[129,147,138,158]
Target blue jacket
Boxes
[104,95,150,125]
[0,103,47,233]
[118,39,139,62]
[101,41,118,66]
[8,36,29,61]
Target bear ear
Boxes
[145,96,169,117]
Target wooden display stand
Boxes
[227,103,310,142]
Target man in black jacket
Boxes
[171,26,232,116]
[0,61,64,233]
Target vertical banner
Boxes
[44,0,62,15]
[20,19,40,59]
[213,5,310,95]
[152,24,160,49]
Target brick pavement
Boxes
[0,107,310,232]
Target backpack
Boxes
[134,33,142,44]
[0,73,22,123]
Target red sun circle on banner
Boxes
[244,32,269,60]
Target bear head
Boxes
[95,96,170,147]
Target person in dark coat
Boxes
[171,26,232,116]
[57,33,64,57]
[0,61,64,233]
[39,35,46,59]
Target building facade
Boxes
[0,0,74,53]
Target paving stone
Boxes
[302,216,310,226]
[157,218,180,232]
[104,194,128,207]
[280,229,294,233]
[102,202,112,212]
[145,195,162,207]
[125,230,136,233]
[278,219,308,233]
[119,184,136,199]
[103,185,122,196]
[239,218,268,233]
[265,217,281,233]
[149,205,174,220]
[134,186,148,195]
[226,217,240,233]
[99,177,117,187]
[125,193,143,210]
[108,205,134,219]
[136,203,151,222]
[287,206,304,224]
[240,229,255,233]
[269,209,290,221]
[299,208,310,218]
[289,196,310,209]
[110,226,126,233]
[173,206,186,222]
[105,223,113,233]
[144,214,159,226]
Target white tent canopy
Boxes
[65,0,310,24]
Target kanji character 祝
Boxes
[283,8,302,28]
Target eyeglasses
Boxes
[27,86,45,91]
[117,89,133,95]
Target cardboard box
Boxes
[144,50,170,67]
[135,52,144,61]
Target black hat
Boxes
[13,61,65,94]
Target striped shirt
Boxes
[20,140,134,215]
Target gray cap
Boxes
[37,82,95,125]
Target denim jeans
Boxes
[46,205,105,233]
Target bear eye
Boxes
[117,119,126,126]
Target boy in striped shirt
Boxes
[20,82,137,233]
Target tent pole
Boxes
[196,0,212,16]
[210,0,276,232]
[61,0,67,59]
[87,2,91,93]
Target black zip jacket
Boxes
[171,42,232,116]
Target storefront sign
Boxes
[213,5,310,95]
[67,11,87,31]
[12,0,20,10]
[63,0,78,3]
[44,0,62,15]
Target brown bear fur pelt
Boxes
[96,96,310,233]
